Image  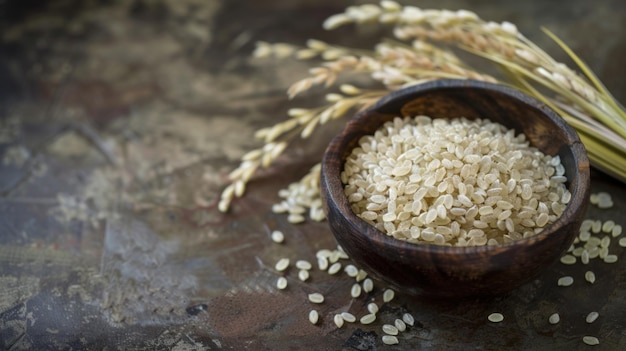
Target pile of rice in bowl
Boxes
[342,116,571,246]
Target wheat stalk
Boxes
[219,1,626,217]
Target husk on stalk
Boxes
[219,1,626,218]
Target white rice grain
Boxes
[586,311,599,323]
[360,313,376,325]
[334,314,344,328]
[367,302,379,314]
[308,293,324,304]
[363,278,374,293]
[298,269,309,282]
[583,336,600,346]
[394,318,407,332]
[351,283,362,298]
[309,310,319,325]
[604,254,618,263]
[341,312,356,323]
[402,313,415,326]
[382,335,399,345]
[558,276,574,286]
[585,271,596,284]
[548,313,560,324]
[560,255,577,265]
[382,324,399,335]
[328,262,342,275]
[383,288,395,303]
[276,277,288,290]
[271,230,285,243]
[488,313,504,323]
[296,260,312,270]
[342,116,569,246]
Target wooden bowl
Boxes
[320,79,590,297]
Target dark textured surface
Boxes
[321,80,590,297]
[0,0,625,350]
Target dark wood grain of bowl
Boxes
[320,79,590,297]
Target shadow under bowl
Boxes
[320,79,590,297]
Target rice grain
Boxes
[351,283,362,298]
[488,313,504,323]
[309,310,319,325]
[271,230,285,243]
[275,258,290,272]
[328,262,342,275]
[342,116,570,246]
[276,277,288,290]
[363,278,374,293]
[383,289,395,303]
[557,276,574,286]
[360,313,376,324]
[394,318,407,332]
[308,293,324,304]
[583,336,600,346]
[402,313,415,326]
[382,335,399,345]
[382,324,399,335]
[334,314,344,328]
[585,271,596,284]
[586,311,599,323]
[298,269,310,282]
[548,313,560,324]
[341,312,357,323]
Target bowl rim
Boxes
[322,79,590,256]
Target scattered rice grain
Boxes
[558,276,574,286]
[581,250,590,264]
[341,312,356,323]
[275,258,290,272]
[602,220,615,233]
[383,288,395,303]
[488,313,504,323]
[318,256,329,271]
[298,269,310,282]
[308,293,324,304]
[560,255,577,265]
[328,262,342,275]
[382,335,399,345]
[363,278,374,293]
[549,313,560,324]
[271,230,284,243]
[367,302,379,314]
[334,314,344,328]
[394,318,407,332]
[382,324,399,335]
[586,311,599,323]
[585,271,596,284]
[583,336,600,346]
[360,313,376,325]
[344,264,358,277]
[604,254,618,263]
[402,313,415,326]
[351,283,362,298]
[309,310,319,325]
[276,277,288,290]
[342,116,569,246]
